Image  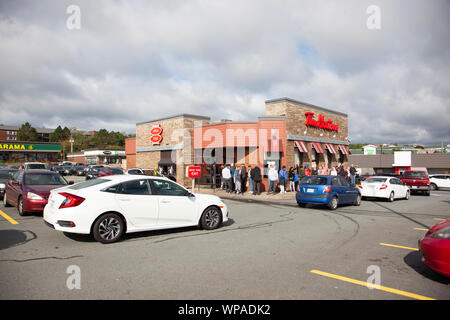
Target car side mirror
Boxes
[187,192,195,198]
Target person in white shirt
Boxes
[222,164,232,193]
[268,165,279,194]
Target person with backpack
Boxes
[279,166,288,194]
[267,165,278,194]
[294,168,300,192]
[234,166,242,195]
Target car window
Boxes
[151,179,188,196]
[110,168,124,174]
[389,178,398,185]
[118,179,152,195]
[300,176,329,185]
[26,164,46,169]
[0,171,10,179]
[102,184,121,194]
[24,173,67,185]
[69,179,111,190]
[403,171,427,178]
[331,177,341,186]
[338,176,350,187]
[365,177,387,183]
[128,169,140,175]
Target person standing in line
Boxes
[250,164,261,195]
[234,166,242,195]
[305,165,311,176]
[230,163,236,193]
[294,168,300,192]
[349,164,357,186]
[288,167,295,192]
[248,165,253,193]
[222,164,232,193]
[331,166,338,176]
[240,164,247,194]
[268,165,278,194]
[279,166,288,194]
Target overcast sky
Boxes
[0,0,449,145]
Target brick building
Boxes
[129,97,350,190]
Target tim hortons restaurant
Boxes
[127,97,351,190]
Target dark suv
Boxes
[401,171,431,196]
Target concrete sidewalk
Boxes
[192,186,297,202]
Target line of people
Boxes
[220,163,362,195]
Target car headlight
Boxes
[27,192,44,200]
[430,227,450,239]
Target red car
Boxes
[97,167,124,177]
[401,170,431,196]
[419,219,450,277]
[3,170,72,216]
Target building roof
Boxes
[137,114,211,126]
[265,97,348,117]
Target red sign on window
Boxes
[187,166,202,178]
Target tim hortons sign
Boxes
[150,124,163,145]
[304,112,339,132]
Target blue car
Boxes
[296,175,361,210]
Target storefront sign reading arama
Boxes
[305,112,339,132]
[0,143,61,151]
[150,124,163,145]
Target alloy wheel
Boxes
[205,208,220,228]
[98,217,121,241]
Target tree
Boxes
[50,125,64,142]
[17,122,39,141]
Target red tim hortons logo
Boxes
[150,124,163,145]
[305,112,339,132]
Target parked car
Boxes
[401,170,431,196]
[71,165,86,176]
[419,219,450,278]
[0,169,18,200]
[51,165,66,175]
[43,175,228,243]
[24,162,47,170]
[296,175,361,210]
[3,170,72,216]
[127,168,176,181]
[85,165,105,180]
[429,174,450,191]
[359,176,410,202]
[97,167,124,177]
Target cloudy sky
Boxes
[0,0,449,145]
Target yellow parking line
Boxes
[0,209,19,225]
[433,218,446,221]
[379,243,419,251]
[310,270,435,300]
[413,228,428,231]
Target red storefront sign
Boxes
[305,112,339,132]
[187,166,202,178]
[150,124,163,145]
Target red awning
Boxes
[338,145,348,155]
[294,140,308,153]
[325,143,336,154]
[345,146,352,155]
[312,142,324,153]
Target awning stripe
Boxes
[294,140,307,153]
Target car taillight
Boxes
[59,192,85,209]
[323,186,331,193]
[380,184,388,190]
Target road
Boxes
[0,188,449,300]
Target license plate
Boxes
[307,188,314,193]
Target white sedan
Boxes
[43,175,228,243]
[429,174,450,190]
[359,176,410,202]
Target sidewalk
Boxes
[192,186,297,202]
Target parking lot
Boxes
[0,184,449,300]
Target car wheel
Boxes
[92,213,125,244]
[405,190,410,200]
[328,196,338,210]
[3,194,11,207]
[354,194,362,206]
[430,183,437,191]
[425,190,431,196]
[17,197,26,216]
[201,206,222,230]
[298,202,307,208]
[388,192,395,202]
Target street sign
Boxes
[187,166,201,178]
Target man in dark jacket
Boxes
[349,164,357,186]
[240,164,247,193]
[250,164,261,195]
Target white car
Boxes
[43,175,228,243]
[359,176,410,202]
[429,174,450,190]
[24,162,46,170]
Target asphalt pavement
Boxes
[0,185,449,300]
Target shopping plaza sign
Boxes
[0,143,61,151]
[305,112,339,132]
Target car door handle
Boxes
[160,200,171,203]
[118,198,131,201]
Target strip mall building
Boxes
[127,98,351,190]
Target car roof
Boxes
[366,176,392,179]
[105,174,170,182]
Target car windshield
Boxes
[24,173,67,185]
[403,172,427,178]
[27,164,46,169]
[0,171,12,179]
[75,166,84,170]
[300,176,328,185]
[365,177,387,183]
[69,179,110,190]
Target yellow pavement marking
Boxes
[433,218,446,221]
[413,228,428,231]
[379,243,419,251]
[0,209,19,225]
[310,270,435,300]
